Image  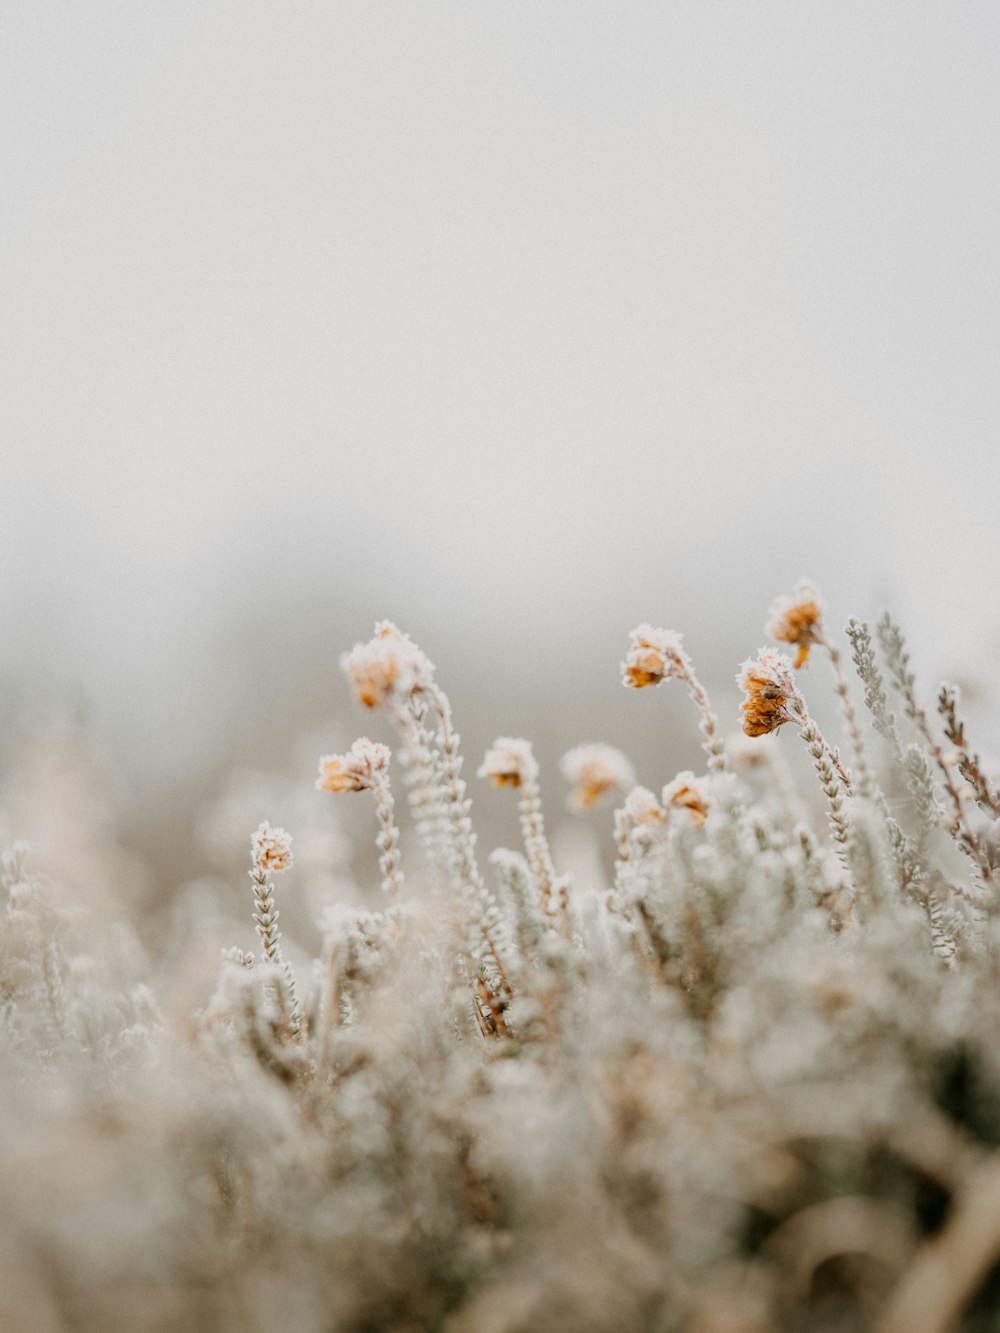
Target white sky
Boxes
[3,3,1000,783]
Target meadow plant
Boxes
[4,585,1000,1330]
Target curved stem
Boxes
[682,669,727,774]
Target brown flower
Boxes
[766,581,824,668]
[737,650,799,738]
[621,625,688,689]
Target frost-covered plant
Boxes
[5,586,1000,1331]
[317,738,403,899]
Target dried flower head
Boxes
[622,624,689,689]
[340,621,432,710]
[317,738,391,793]
[624,786,666,827]
[478,738,538,789]
[251,821,293,874]
[766,580,824,668]
[662,771,710,827]
[737,649,801,738]
[561,744,636,809]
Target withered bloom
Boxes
[317,738,391,793]
[766,580,824,668]
[340,621,432,710]
[478,738,537,789]
[561,743,636,810]
[621,624,689,689]
[251,821,293,874]
[737,649,800,738]
[662,772,710,827]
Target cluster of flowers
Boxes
[5,578,1000,1332]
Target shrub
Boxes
[4,586,1000,1331]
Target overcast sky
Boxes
[3,3,1000,790]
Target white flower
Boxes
[340,621,433,710]
[624,786,666,827]
[662,771,710,827]
[622,624,689,689]
[251,821,293,874]
[478,737,538,789]
[561,744,636,810]
[317,738,391,793]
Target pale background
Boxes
[3,3,999,895]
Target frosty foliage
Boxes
[4,592,1000,1331]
